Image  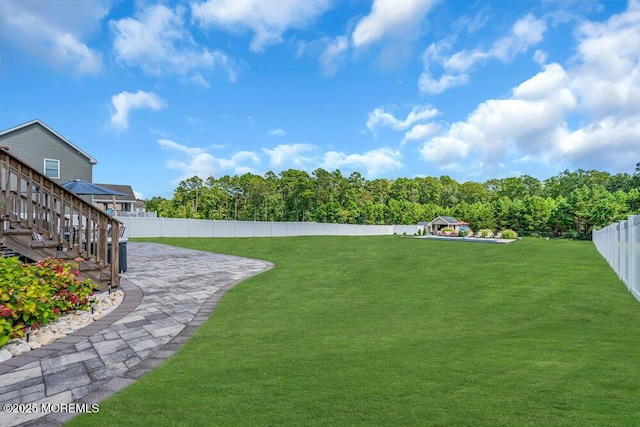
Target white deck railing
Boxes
[593,215,640,303]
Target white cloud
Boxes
[453,8,490,34]
[191,0,332,52]
[418,70,470,94]
[419,14,547,94]
[533,49,548,65]
[160,138,405,180]
[401,123,439,145]
[569,4,640,121]
[442,49,487,74]
[419,63,577,171]
[262,144,317,167]
[419,1,640,176]
[111,4,237,84]
[268,129,287,136]
[322,147,403,177]
[0,0,105,75]
[110,91,166,131]
[418,39,470,93]
[351,0,440,48]
[295,35,350,77]
[558,1,640,171]
[512,63,570,100]
[420,133,472,170]
[493,13,547,62]
[219,151,261,170]
[319,36,349,77]
[367,105,439,132]
[446,13,546,72]
[158,139,261,182]
[558,116,640,171]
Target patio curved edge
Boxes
[0,242,273,427]
[65,259,275,417]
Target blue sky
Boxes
[1,0,638,199]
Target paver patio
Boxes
[0,242,272,426]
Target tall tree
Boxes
[459,181,489,204]
[632,162,640,189]
[439,175,460,208]
[366,178,392,205]
[147,166,638,235]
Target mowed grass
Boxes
[70,236,640,426]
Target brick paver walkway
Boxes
[0,242,272,426]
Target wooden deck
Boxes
[0,148,121,290]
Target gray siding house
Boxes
[0,119,96,183]
[0,119,152,217]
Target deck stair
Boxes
[0,148,121,291]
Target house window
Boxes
[44,159,60,179]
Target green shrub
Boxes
[501,229,518,239]
[479,228,493,237]
[560,232,590,240]
[0,257,95,346]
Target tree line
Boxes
[144,165,640,238]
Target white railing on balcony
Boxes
[110,211,157,218]
[593,215,640,303]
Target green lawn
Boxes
[70,236,640,426]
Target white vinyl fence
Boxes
[118,217,418,239]
[592,215,640,303]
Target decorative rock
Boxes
[9,343,31,356]
[0,349,12,362]
[26,341,42,350]
[37,333,57,346]
[1,289,124,362]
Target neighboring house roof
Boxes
[439,216,460,224]
[134,200,146,209]
[93,184,137,202]
[0,119,97,164]
[427,216,460,225]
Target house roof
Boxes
[92,184,137,201]
[427,216,460,225]
[439,216,460,224]
[0,119,98,164]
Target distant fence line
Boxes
[592,215,640,303]
[118,217,418,239]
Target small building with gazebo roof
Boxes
[419,216,469,235]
